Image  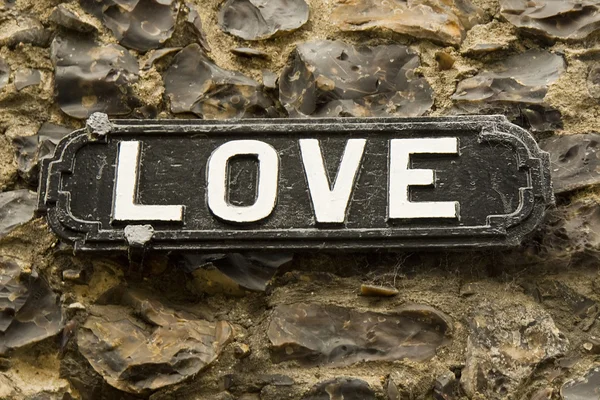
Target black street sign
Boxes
[38,114,553,252]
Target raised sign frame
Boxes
[38,115,553,252]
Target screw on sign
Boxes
[38,113,553,252]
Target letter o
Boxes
[207,140,279,223]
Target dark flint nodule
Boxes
[539,133,600,194]
[331,0,484,46]
[501,0,600,40]
[79,0,179,51]
[0,58,9,90]
[142,47,182,70]
[301,378,376,400]
[268,303,452,366]
[279,40,434,118]
[13,69,41,91]
[540,198,600,261]
[50,4,97,33]
[179,253,292,292]
[164,44,277,118]
[461,300,568,398]
[560,367,600,400]
[0,12,49,48]
[0,190,36,238]
[76,286,233,394]
[218,0,309,40]
[13,123,71,184]
[183,2,210,52]
[51,34,140,119]
[451,49,565,131]
[0,258,64,355]
[231,47,269,58]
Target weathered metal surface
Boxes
[38,114,552,252]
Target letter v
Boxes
[300,139,366,223]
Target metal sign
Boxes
[38,113,553,252]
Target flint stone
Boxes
[0,12,49,48]
[14,69,41,91]
[540,198,600,261]
[452,49,565,132]
[560,366,600,400]
[164,44,277,118]
[582,337,600,354]
[142,47,182,70]
[301,377,376,400]
[0,58,9,90]
[183,2,210,52]
[268,303,452,366]
[387,369,432,400]
[51,34,140,119]
[80,0,179,51]
[279,40,434,118]
[262,70,277,89]
[500,0,600,40]
[0,190,36,238]
[331,0,484,45]
[231,47,269,58]
[433,370,458,400]
[537,281,597,320]
[0,258,64,355]
[218,0,309,41]
[180,252,292,293]
[461,300,569,399]
[50,4,97,33]
[539,133,600,194]
[588,62,600,99]
[13,123,71,184]
[77,286,233,394]
[531,388,554,400]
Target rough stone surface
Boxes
[13,68,40,91]
[461,299,569,399]
[13,122,71,184]
[0,11,49,48]
[0,190,36,238]
[280,40,433,117]
[0,257,64,355]
[331,0,484,45]
[181,252,292,293]
[501,0,600,40]
[452,49,565,131]
[183,2,210,52]
[0,58,8,90]
[540,198,600,262]
[1,0,600,398]
[80,0,179,51]
[164,44,276,118]
[268,303,452,366]
[51,34,140,119]
[540,133,600,194]
[50,4,97,33]
[77,286,233,394]
[560,366,600,400]
[218,0,309,40]
[301,377,376,400]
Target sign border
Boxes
[37,115,553,252]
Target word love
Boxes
[38,115,552,251]
[113,138,460,225]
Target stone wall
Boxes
[1,0,600,399]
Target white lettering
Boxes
[112,141,184,222]
[207,140,279,223]
[389,138,459,219]
[300,138,366,223]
